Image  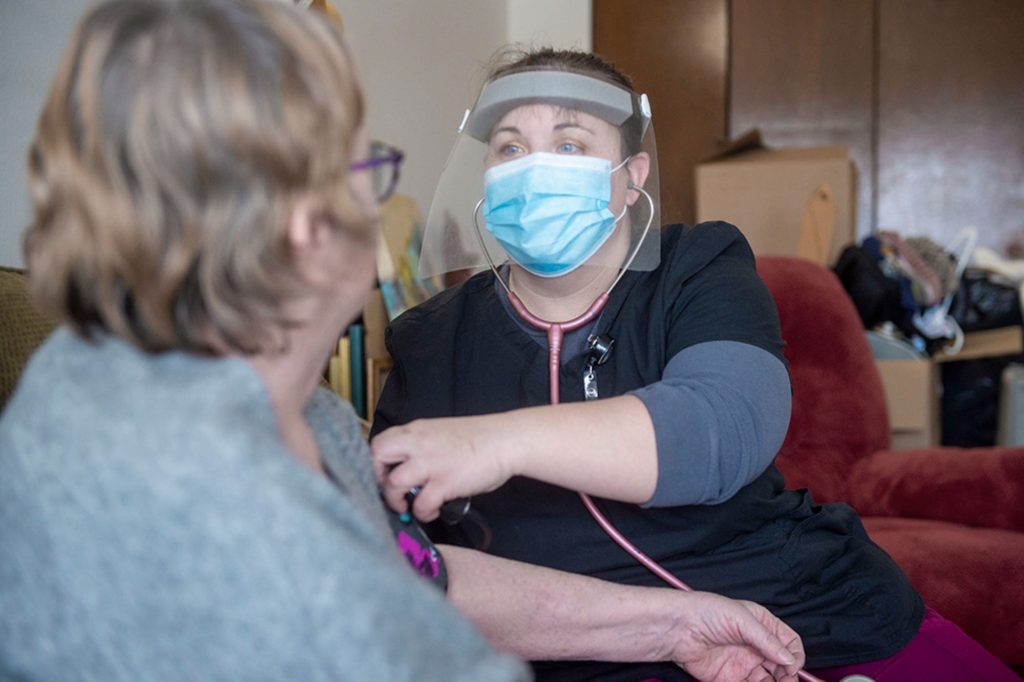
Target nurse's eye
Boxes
[556,142,582,154]
[498,143,526,157]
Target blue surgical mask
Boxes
[482,152,628,278]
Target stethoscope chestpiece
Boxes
[439,496,472,525]
[403,487,471,526]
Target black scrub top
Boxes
[372,222,923,681]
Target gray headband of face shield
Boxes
[461,70,652,142]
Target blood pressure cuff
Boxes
[386,505,449,593]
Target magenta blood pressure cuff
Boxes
[386,506,449,592]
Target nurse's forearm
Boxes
[503,395,657,503]
[371,395,657,517]
[441,543,682,662]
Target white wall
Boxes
[507,0,591,52]
[339,0,591,223]
[0,0,592,267]
[0,0,94,268]
[336,0,507,222]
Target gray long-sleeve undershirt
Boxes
[630,340,791,506]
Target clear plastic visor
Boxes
[419,72,661,280]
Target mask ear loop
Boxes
[610,155,631,174]
[607,155,633,224]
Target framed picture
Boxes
[365,356,394,421]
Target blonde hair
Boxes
[24,0,369,354]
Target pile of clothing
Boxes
[834,228,976,355]
[835,227,1024,447]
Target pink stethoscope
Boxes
[470,185,871,682]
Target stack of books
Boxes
[327,317,396,422]
[327,193,438,420]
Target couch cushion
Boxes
[1,267,56,411]
[863,515,1024,667]
[850,446,1024,532]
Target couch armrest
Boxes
[848,446,1024,532]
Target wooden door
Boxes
[730,0,876,240]
[594,0,729,226]
[876,0,1024,253]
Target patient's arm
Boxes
[439,544,804,682]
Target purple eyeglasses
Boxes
[349,141,404,203]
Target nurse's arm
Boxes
[498,394,660,502]
[515,339,792,507]
[440,543,804,679]
[374,394,657,520]
[374,342,789,520]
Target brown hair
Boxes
[485,47,643,155]
[24,0,369,354]
[488,47,634,90]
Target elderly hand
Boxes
[671,592,805,682]
[371,415,518,522]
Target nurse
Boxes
[371,48,1019,682]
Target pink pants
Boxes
[807,608,1021,681]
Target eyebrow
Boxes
[554,122,595,135]
[491,122,596,137]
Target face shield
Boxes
[419,70,661,280]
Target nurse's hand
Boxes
[371,416,517,522]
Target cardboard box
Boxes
[869,326,1023,450]
[696,130,856,266]
[875,358,940,450]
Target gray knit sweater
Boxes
[0,328,528,682]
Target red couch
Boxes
[757,256,1024,672]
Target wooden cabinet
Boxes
[595,0,1024,257]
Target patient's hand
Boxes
[671,592,805,682]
